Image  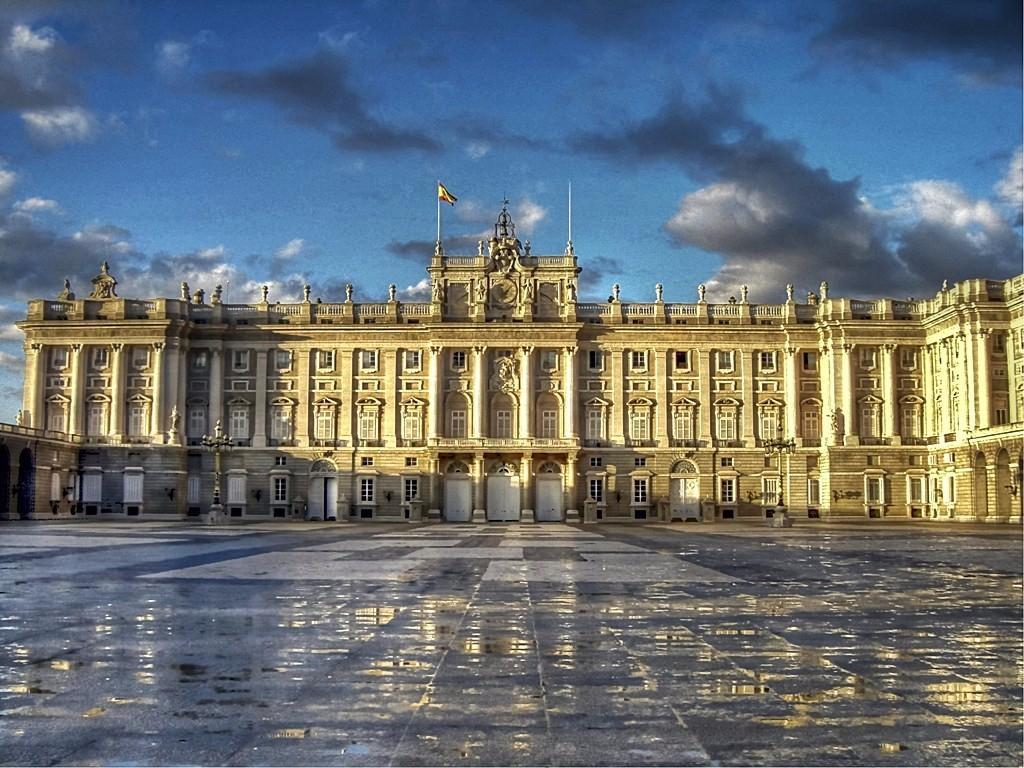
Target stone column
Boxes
[841,343,857,445]
[975,330,991,429]
[294,348,309,446]
[784,347,798,439]
[959,333,973,432]
[610,349,625,444]
[383,348,398,444]
[338,349,354,443]
[165,340,182,443]
[520,455,533,515]
[1008,332,1020,425]
[562,345,577,438]
[150,342,166,441]
[741,350,755,445]
[253,350,268,447]
[209,346,224,432]
[472,345,486,439]
[473,453,485,520]
[698,349,712,444]
[921,344,935,436]
[880,344,897,443]
[428,345,442,440]
[68,344,84,435]
[653,348,668,443]
[565,453,578,521]
[819,341,835,443]
[109,344,124,439]
[26,343,45,430]
[519,346,533,438]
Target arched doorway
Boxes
[17,448,33,520]
[487,462,520,521]
[444,461,472,522]
[535,461,563,522]
[669,459,701,521]
[995,449,1011,519]
[308,458,339,521]
[973,452,989,519]
[0,445,9,519]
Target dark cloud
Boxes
[578,255,624,297]
[573,87,1021,300]
[450,117,555,154]
[386,235,482,262]
[811,0,1023,86]
[513,0,676,39]
[207,49,440,153]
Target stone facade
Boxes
[5,207,1023,523]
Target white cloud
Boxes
[995,146,1023,214]
[21,106,98,145]
[7,24,58,57]
[0,350,22,375]
[397,278,431,301]
[13,197,60,215]
[274,238,305,260]
[465,141,491,160]
[514,199,548,235]
[0,163,16,199]
[156,40,191,74]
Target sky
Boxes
[0,0,1020,417]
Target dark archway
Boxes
[0,445,9,518]
[16,448,33,520]
[973,452,989,519]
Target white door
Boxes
[308,477,325,519]
[536,478,562,522]
[670,477,701,520]
[325,477,338,521]
[444,477,472,522]
[487,475,520,521]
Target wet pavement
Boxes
[0,520,1020,766]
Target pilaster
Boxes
[653,348,668,443]
[472,345,486,439]
[27,343,45,430]
[841,343,858,445]
[253,350,268,447]
[109,343,124,439]
[975,330,991,429]
[68,344,84,436]
[562,345,577,438]
[610,349,625,444]
[783,347,798,439]
[209,346,224,434]
[880,343,898,443]
[741,350,755,445]
[698,349,712,442]
[150,342,165,442]
[519,346,533,438]
[428,345,441,440]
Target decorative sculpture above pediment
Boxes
[88,262,118,300]
[488,200,522,275]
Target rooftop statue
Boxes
[88,262,118,300]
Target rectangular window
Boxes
[717,350,734,372]
[586,409,604,440]
[192,350,208,370]
[317,349,335,371]
[901,407,919,438]
[807,477,820,506]
[91,347,109,370]
[673,411,693,441]
[632,478,648,504]
[403,411,422,440]
[719,478,735,503]
[50,348,68,370]
[587,350,602,371]
[48,405,66,433]
[540,410,558,438]
[630,350,647,370]
[900,347,917,369]
[232,350,249,372]
[128,404,146,436]
[717,410,736,441]
[802,351,817,372]
[358,411,377,441]
[861,405,878,438]
[803,409,820,439]
[361,456,374,467]
[87,404,105,436]
[274,350,292,371]
[227,474,246,504]
[908,476,926,503]
[360,478,374,503]
[762,477,778,505]
[404,478,418,502]
[589,456,603,468]
[720,457,734,468]
[185,474,200,504]
[589,478,604,502]
[992,333,1005,353]
[271,407,292,441]
[275,456,287,466]
[314,410,334,441]
[273,476,288,503]
[404,350,421,371]
[361,349,378,370]
[859,347,877,369]
[634,457,647,468]
[123,473,144,504]
[541,350,558,372]
[132,347,149,369]
[495,410,512,438]
[994,406,1008,426]
[759,351,776,372]
[674,350,690,370]
[449,410,467,438]
[188,405,207,438]
[451,351,466,370]
[229,406,249,439]
[760,410,779,440]
[405,457,418,467]
[629,410,649,440]
[866,476,883,504]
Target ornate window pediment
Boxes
[313,395,340,407]
[627,396,655,407]
[126,393,152,404]
[800,397,823,407]
[401,395,428,407]
[270,396,297,407]
[46,393,71,404]
[715,396,741,407]
[355,395,383,407]
[672,396,700,409]
[898,394,925,404]
[858,394,884,404]
[85,393,110,403]
[584,396,611,408]
[758,396,785,408]
[226,396,251,406]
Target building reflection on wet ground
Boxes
[0,521,1020,766]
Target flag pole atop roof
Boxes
[437,181,457,247]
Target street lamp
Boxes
[763,423,796,515]
[201,419,232,524]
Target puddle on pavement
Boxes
[461,635,533,655]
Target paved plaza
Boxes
[0,521,1020,767]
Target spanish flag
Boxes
[438,182,457,205]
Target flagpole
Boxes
[436,180,441,244]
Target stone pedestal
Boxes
[520,508,534,523]
[426,508,442,522]
[203,505,222,526]
[769,507,793,528]
[565,508,580,523]
[472,508,486,523]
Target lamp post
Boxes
[763,424,796,521]
[201,419,232,524]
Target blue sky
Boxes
[0,0,1020,417]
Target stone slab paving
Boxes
[0,520,1019,766]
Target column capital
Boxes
[70,343,83,352]
[520,345,534,355]
[152,341,165,351]
[841,343,854,353]
[880,343,896,353]
[784,346,797,356]
[473,345,486,355]
[564,345,578,355]
[30,342,42,352]
[110,342,124,352]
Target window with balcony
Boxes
[188,405,207,438]
[495,410,513,438]
[271,406,292,441]
[802,351,817,372]
[717,350,734,372]
[541,350,558,372]
[587,350,602,371]
[274,350,292,371]
[132,347,149,369]
[402,410,422,441]
[540,410,558,439]
[759,408,780,440]
[629,409,650,441]
[449,410,467,438]
[317,349,335,371]
[861,403,880,438]
[900,347,917,369]
[672,410,693,441]
[128,404,147,437]
[802,408,820,439]
[859,347,877,370]
[586,408,604,441]
[229,405,249,440]
[315,409,335,441]
[716,409,737,441]
[92,347,109,370]
[901,405,921,438]
[86,403,106,436]
[358,410,378,441]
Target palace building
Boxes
[3,204,1022,524]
